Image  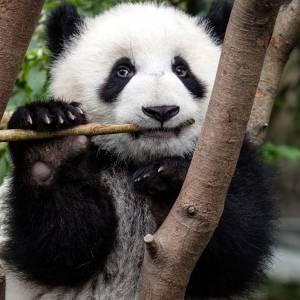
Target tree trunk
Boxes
[0,0,44,119]
[139,0,281,299]
[247,0,300,144]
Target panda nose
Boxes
[142,105,180,123]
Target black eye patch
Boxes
[100,57,135,103]
[172,56,206,99]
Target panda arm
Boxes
[186,141,275,298]
[3,100,117,287]
[133,157,189,199]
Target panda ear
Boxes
[46,3,83,59]
[206,0,234,43]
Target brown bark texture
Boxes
[139,0,281,299]
[247,0,300,144]
[0,0,44,119]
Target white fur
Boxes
[50,3,221,161]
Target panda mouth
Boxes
[132,118,195,139]
[133,127,180,139]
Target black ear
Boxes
[46,3,83,59]
[206,0,234,43]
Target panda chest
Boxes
[97,169,157,298]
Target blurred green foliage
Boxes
[262,142,300,162]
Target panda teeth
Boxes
[133,128,177,139]
[131,120,193,139]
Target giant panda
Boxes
[0,1,275,299]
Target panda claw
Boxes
[43,115,51,125]
[157,166,165,174]
[58,115,64,124]
[76,107,84,115]
[134,173,150,184]
[134,177,142,183]
[26,113,33,125]
[67,111,76,121]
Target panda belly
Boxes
[88,168,157,299]
[5,168,157,300]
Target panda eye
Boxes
[174,65,189,78]
[116,65,134,79]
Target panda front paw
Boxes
[133,158,190,197]
[8,100,90,186]
[8,99,86,131]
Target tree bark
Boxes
[0,0,44,119]
[0,1,45,299]
[139,0,281,299]
[247,0,300,144]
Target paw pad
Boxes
[31,162,53,184]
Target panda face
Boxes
[50,3,221,161]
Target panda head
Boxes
[47,2,231,161]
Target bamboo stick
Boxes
[0,119,195,142]
[0,111,12,129]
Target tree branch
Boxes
[139,0,281,299]
[0,119,195,142]
[247,0,300,144]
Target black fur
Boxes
[206,0,234,43]
[46,3,83,59]
[100,57,136,103]
[4,100,117,287]
[172,56,206,99]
